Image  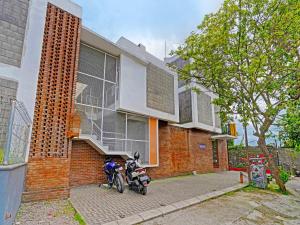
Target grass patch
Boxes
[242,185,259,192]
[62,201,86,225]
[0,148,4,164]
[224,191,237,196]
[74,213,86,225]
[267,182,289,195]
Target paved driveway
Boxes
[70,171,241,225]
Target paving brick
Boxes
[71,172,241,225]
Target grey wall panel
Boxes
[197,92,213,126]
[146,64,175,114]
[0,0,29,67]
[179,89,192,124]
[214,105,222,128]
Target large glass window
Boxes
[79,44,105,79]
[76,74,103,107]
[75,43,150,164]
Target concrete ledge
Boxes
[102,183,248,225]
[0,163,26,171]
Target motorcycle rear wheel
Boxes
[115,173,125,193]
[141,186,147,195]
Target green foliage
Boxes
[175,0,300,190]
[279,168,290,184]
[279,102,300,151]
[74,213,86,225]
[0,148,3,164]
[175,0,300,137]
[236,162,246,168]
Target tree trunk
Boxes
[258,137,287,193]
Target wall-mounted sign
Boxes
[199,144,206,150]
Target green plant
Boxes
[0,148,4,164]
[279,168,290,184]
[236,163,246,168]
[74,213,86,225]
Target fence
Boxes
[0,100,31,165]
[228,146,300,173]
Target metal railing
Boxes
[0,100,31,165]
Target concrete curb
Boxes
[102,183,248,225]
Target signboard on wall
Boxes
[199,144,206,150]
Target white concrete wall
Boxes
[118,54,179,122]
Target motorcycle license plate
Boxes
[143,181,148,186]
[140,175,149,182]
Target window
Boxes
[212,140,219,168]
[75,43,151,164]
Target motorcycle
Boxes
[125,152,151,195]
[103,158,125,193]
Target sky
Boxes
[72,0,277,147]
[72,0,224,59]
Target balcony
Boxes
[177,85,222,134]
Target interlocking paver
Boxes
[70,171,241,225]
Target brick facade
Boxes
[23,3,81,202]
[70,140,125,187]
[69,122,229,187]
[148,121,228,179]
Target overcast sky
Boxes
[73,0,224,59]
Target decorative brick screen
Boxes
[24,3,81,202]
[146,64,175,114]
[30,3,81,159]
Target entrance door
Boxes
[212,140,219,168]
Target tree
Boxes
[175,0,300,192]
[279,101,300,151]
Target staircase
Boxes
[75,109,132,159]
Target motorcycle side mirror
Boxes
[134,151,140,160]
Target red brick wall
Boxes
[24,3,81,202]
[147,122,228,179]
[70,140,125,187]
[69,124,229,187]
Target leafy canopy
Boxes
[279,101,300,151]
[175,0,300,138]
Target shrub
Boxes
[279,168,290,184]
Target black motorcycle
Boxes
[125,152,151,195]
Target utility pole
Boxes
[244,124,251,183]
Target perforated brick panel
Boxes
[146,64,175,114]
[197,92,213,126]
[179,89,192,124]
[29,3,81,159]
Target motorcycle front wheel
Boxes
[115,173,125,193]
